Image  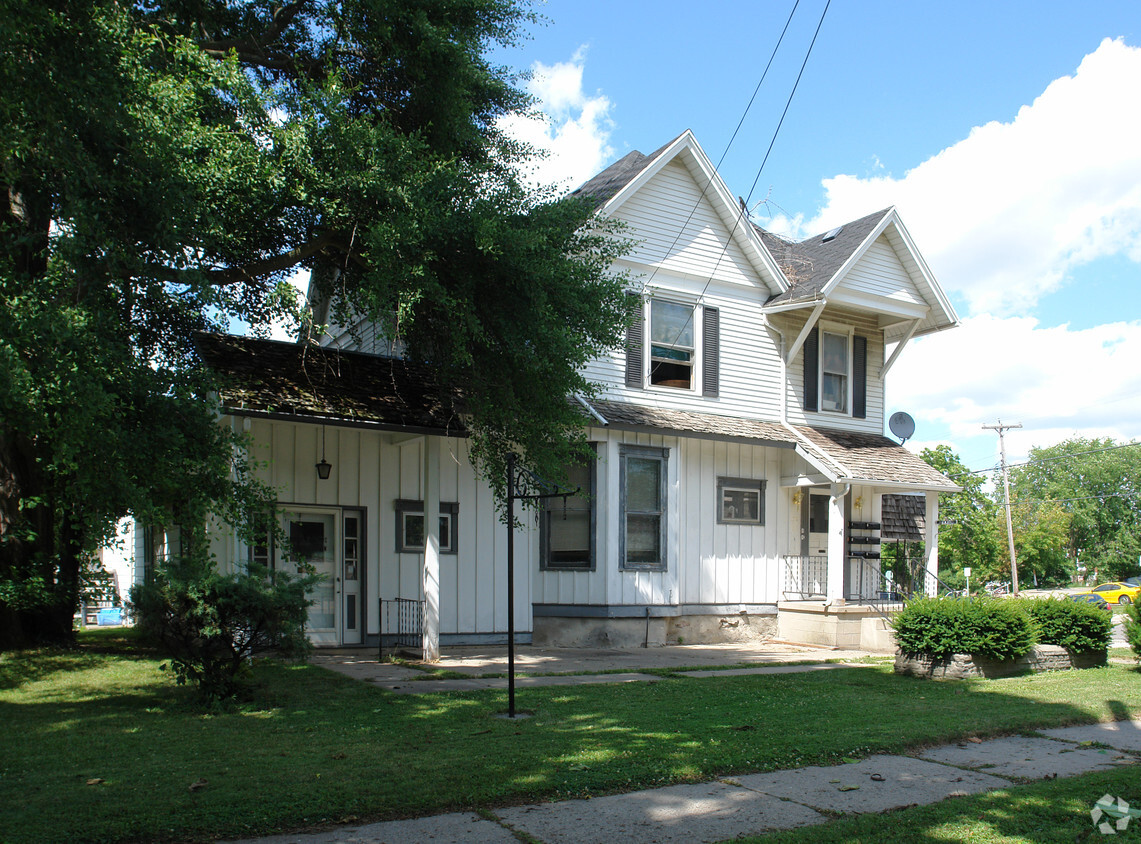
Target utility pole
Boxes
[983,420,1022,596]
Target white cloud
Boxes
[889,314,1141,463]
[498,47,615,191]
[802,37,1141,317]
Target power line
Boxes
[945,439,1141,480]
[648,0,832,382]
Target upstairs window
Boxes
[802,326,867,419]
[821,331,849,413]
[649,300,695,389]
[626,296,720,396]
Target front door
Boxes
[282,510,339,646]
[807,492,830,557]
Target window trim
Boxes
[647,298,698,392]
[716,477,766,526]
[818,325,852,415]
[394,499,459,554]
[540,446,597,572]
[619,445,669,572]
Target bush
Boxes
[131,555,317,701]
[1025,597,1112,653]
[1125,601,1141,660]
[893,596,1034,660]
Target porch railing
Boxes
[782,556,828,600]
[379,597,423,656]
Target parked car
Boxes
[1088,581,1141,605]
[1068,592,1111,610]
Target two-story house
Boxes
[195,130,960,654]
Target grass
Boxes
[2,630,1140,844]
[736,767,1141,842]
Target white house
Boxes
[196,130,960,654]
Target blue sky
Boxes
[491,0,1141,474]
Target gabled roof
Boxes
[759,207,959,341]
[573,130,787,295]
[193,333,464,435]
[761,208,892,306]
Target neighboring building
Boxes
[197,130,960,655]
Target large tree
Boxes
[0,0,630,646]
[1011,437,1141,581]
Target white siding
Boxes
[841,235,926,306]
[618,161,761,286]
[776,307,887,435]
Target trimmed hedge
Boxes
[894,595,1112,662]
[894,596,1034,661]
[1125,601,1141,659]
[1026,597,1112,653]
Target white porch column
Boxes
[924,491,940,596]
[826,483,848,604]
[422,436,440,662]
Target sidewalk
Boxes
[224,719,1141,844]
[220,643,1141,844]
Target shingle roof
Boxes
[193,333,464,435]
[590,400,799,447]
[792,426,959,491]
[762,208,892,306]
[881,494,927,541]
[571,134,685,208]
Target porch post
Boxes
[924,491,940,596]
[827,483,848,604]
[422,436,441,662]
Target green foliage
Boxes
[2,0,630,643]
[919,446,1003,582]
[1012,437,1141,581]
[1124,601,1141,661]
[131,555,317,701]
[1025,597,1112,653]
[893,596,1035,660]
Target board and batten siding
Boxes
[533,429,793,609]
[222,417,531,638]
[842,235,927,306]
[775,307,887,435]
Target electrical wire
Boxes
[944,440,1141,480]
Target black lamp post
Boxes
[504,453,577,718]
[316,426,332,480]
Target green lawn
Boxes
[2,630,1140,844]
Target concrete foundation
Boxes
[895,645,1108,679]
[776,601,897,652]
[532,610,778,648]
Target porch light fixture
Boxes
[316,426,332,480]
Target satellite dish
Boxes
[889,411,915,444]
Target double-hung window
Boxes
[820,330,849,413]
[541,449,596,571]
[649,300,696,389]
[620,445,668,571]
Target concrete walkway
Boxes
[219,643,1141,844]
[224,720,1141,844]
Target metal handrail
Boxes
[380,597,423,658]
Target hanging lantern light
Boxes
[316,425,332,480]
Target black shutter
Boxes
[802,326,818,412]
[701,306,719,397]
[625,294,643,389]
[853,335,867,419]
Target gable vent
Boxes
[822,226,842,243]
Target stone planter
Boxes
[894,644,1107,679]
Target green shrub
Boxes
[1125,601,1141,660]
[893,596,1034,660]
[1025,597,1112,653]
[131,555,317,701]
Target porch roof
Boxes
[589,399,799,447]
[790,426,960,492]
[193,333,464,435]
